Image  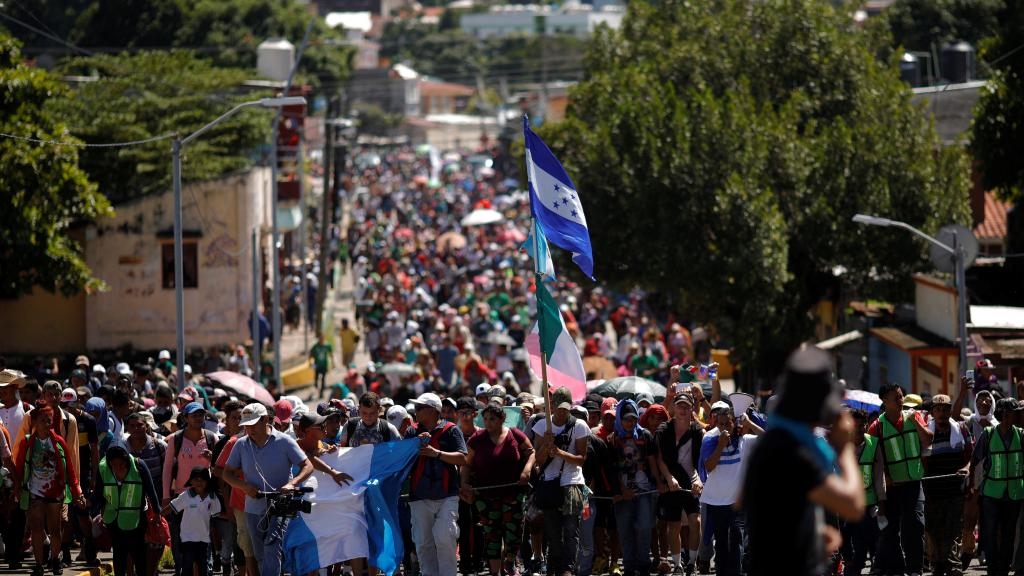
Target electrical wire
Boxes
[0,131,174,148]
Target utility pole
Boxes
[314,97,337,339]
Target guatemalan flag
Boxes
[524,115,594,279]
[525,281,587,403]
[283,439,421,576]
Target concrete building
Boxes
[0,168,275,355]
[460,3,625,39]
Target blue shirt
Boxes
[225,430,308,514]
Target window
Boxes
[161,241,198,289]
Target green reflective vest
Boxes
[859,435,878,506]
[19,435,72,510]
[982,426,1024,501]
[99,456,144,530]
[879,411,924,483]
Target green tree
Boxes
[48,51,273,204]
[970,0,1024,199]
[0,35,112,297]
[885,0,1003,52]
[544,0,970,375]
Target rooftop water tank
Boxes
[258,38,295,82]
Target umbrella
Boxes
[461,208,504,227]
[844,389,882,412]
[436,231,468,252]
[586,379,607,392]
[484,332,517,346]
[205,371,274,407]
[380,362,417,376]
[591,376,667,401]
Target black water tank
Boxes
[899,52,921,86]
[941,41,974,83]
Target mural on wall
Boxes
[204,234,240,268]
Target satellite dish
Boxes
[929,224,978,273]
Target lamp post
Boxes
[172,96,307,391]
[852,214,969,377]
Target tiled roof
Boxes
[974,190,1011,241]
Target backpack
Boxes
[344,419,393,446]
[410,421,457,498]
[170,429,217,487]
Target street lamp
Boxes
[172,96,307,390]
[852,213,969,377]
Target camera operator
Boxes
[222,403,314,576]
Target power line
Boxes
[0,131,174,148]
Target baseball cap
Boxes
[158,350,171,360]
[183,364,192,375]
[442,397,458,411]
[273,399,294,424]
[386,405,411,428]
[380,397,395,409]
[182,402,206,416]
[601,396,618,416]
[177,392,194,403]
[570,405,589,419]
[455,397,478,412]
[75,355,90,367]
[674,394,694,406]
[977,358,995,369]
[116,362,132,376]
[296,413,326,429]
[710,400,732,413]
[903,394,923,409]
[620,402,639,419]
[71,369,87,380]
[92,364,105,374]
[475,383,492,396]
[773,345,843,424]
[551,386,573,407]
[239,403,269,426]
[931,394,952,406]
[411,392,442,411]
[636,393,654,407]
[59,388,78,404]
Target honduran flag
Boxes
[525,281,587,403]
[524,115,594,280]
[283,439,421,576]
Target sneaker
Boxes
[49,556,62,576]
[658,558,672,573]
[503,560,520,576]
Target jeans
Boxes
[698,503,714,564]
[409,496,460,576]
[181,541,210,576]
[458,498,482,572]
[706,504,744,576]
[924,496,963,575]
[246,512,290,576]
[981,495,1020,576]
[614,493,656,573]
[578,499,597,576]
[544,504,583,574]
[212,516,236,566]
[879,481,925,575]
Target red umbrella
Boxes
[205,371,275,406]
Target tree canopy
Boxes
[543,0,970,375]
[885,0,1003,52]
[0,35,112,297]
[970,0,1024,200]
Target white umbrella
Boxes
[461,208,504,227]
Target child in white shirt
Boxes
[164,467,221,576]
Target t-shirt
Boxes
[409,421,468,501]
[75,412,99,488]
[225,430,308,514]
[655,420,703,487]
[0,401,27,439]
[28,437,58,498]
[743,429,829,576]
[698,428,757,506]
[531,417,590,487]
[310,343,333,371]
[467,427,528,497]
[170,489,222,543]
[129,436,168,501]
[608,428,657,491]
[341,419,400,448]
[162,430,216,500]
[215,436,246,512]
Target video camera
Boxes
[257,486,314,518]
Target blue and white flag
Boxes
[522,220,557,280]
[523,115,594,279]
[283,439,421,576]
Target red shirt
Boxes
[867,409,928,438]
[467,427,529,497]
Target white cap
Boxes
[158,349,171,360]
[60,388,78,403]
[386,405,411,428]
[239,403,269,426]
[116,362,132,375]
[183,363,192,374]
[92,364,105,374]
[411,392,442,412]
[710,400,732,413]
[475,383,492,396]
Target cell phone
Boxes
[966,369,975,381]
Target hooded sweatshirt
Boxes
[610,399,656,491]
[968,391,998,441]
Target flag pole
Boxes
[524,113,555,432]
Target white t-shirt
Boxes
[0,401,26,441]
[531,417,590,487]
[700,429,757,506]
[170,490,221,543]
